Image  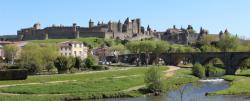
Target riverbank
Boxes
[0,66,168,101]
[208,69,250,97]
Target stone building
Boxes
[17,18,153,41]
[160,25,213,45]
[59,41,88,60]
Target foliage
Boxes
[91,65,109,70]
[205,64,225,77]
[19,44,58,74]
[19,44,43,74]
[144,67,163,93]
[0,69,28,80]
[3,44,19,64]
[200,45,220,52]
[74,57,83,70]
[239,58,250,70]
[54,56,75,74]
[217,34,240,52]
[84,54,96,68]
[40,44,59,72]
[192,63,205,78]
[153,40,170,65]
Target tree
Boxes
[126,41,141,66]
[192,63,205,78]
[19,44,43,74]
[139,41,156,66]
[200,45,220,52]
[54,56,75,74]
[217,34,240,52]
[199,34,215,45]
[3,44,19,64]
[110,44,126,62]
[40,44,59,72]
[145,67,163,95]
[153,41,169,66]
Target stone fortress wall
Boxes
[17,18,155,41]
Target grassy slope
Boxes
[210,69,250,96]
[29,37,117,48]
[0,66,167,101]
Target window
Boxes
[79,51,82,55]
[69,53,72,56]
[74,51,76,55]
[65,53,67,56]
[74,44,77,48]
[80,44,82,48]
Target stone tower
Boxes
[89,19,94,29]
[108,21,112,32]
[33,23,41,30]
[118,20,122,32]
[136,18,141,33]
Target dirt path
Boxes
[123,66,180,92]
[164,66,180,78]
[0,80,77,88]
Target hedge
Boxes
[0,69,28,80]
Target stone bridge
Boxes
[106,52,250,74]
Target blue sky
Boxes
[0,0,250,38]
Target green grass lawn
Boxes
[0,66,168,101]
[210,69,250,96]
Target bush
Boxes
[205,64,225,77]
[85,54,96,68]
[0,69,28,80]
[144,67,163,94]
[54,56,75,74]
[91,65,109,70]
[192,63,205,78]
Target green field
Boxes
[0,66,168,101]
[210,69,250,96]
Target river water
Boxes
[98,79,250,101]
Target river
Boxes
[98,79,250,101]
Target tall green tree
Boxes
[3,44,19,64]
[153,41,169,66]
[19,44,43,74]
[40,44,59,72]
[217,34,240,52]
[126,41,141,66]
[139,41,156,66]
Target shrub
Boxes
[144,67,163,94]
[85,54,96,68]
[91,65,109,70]
[0,69,28,80]
[54,56,75,74]
[192,63,205,78]
[205,64,225,77]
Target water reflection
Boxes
[98,80,250,101]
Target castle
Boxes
[17,18,154,40]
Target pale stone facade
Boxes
[59,41,88,60]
